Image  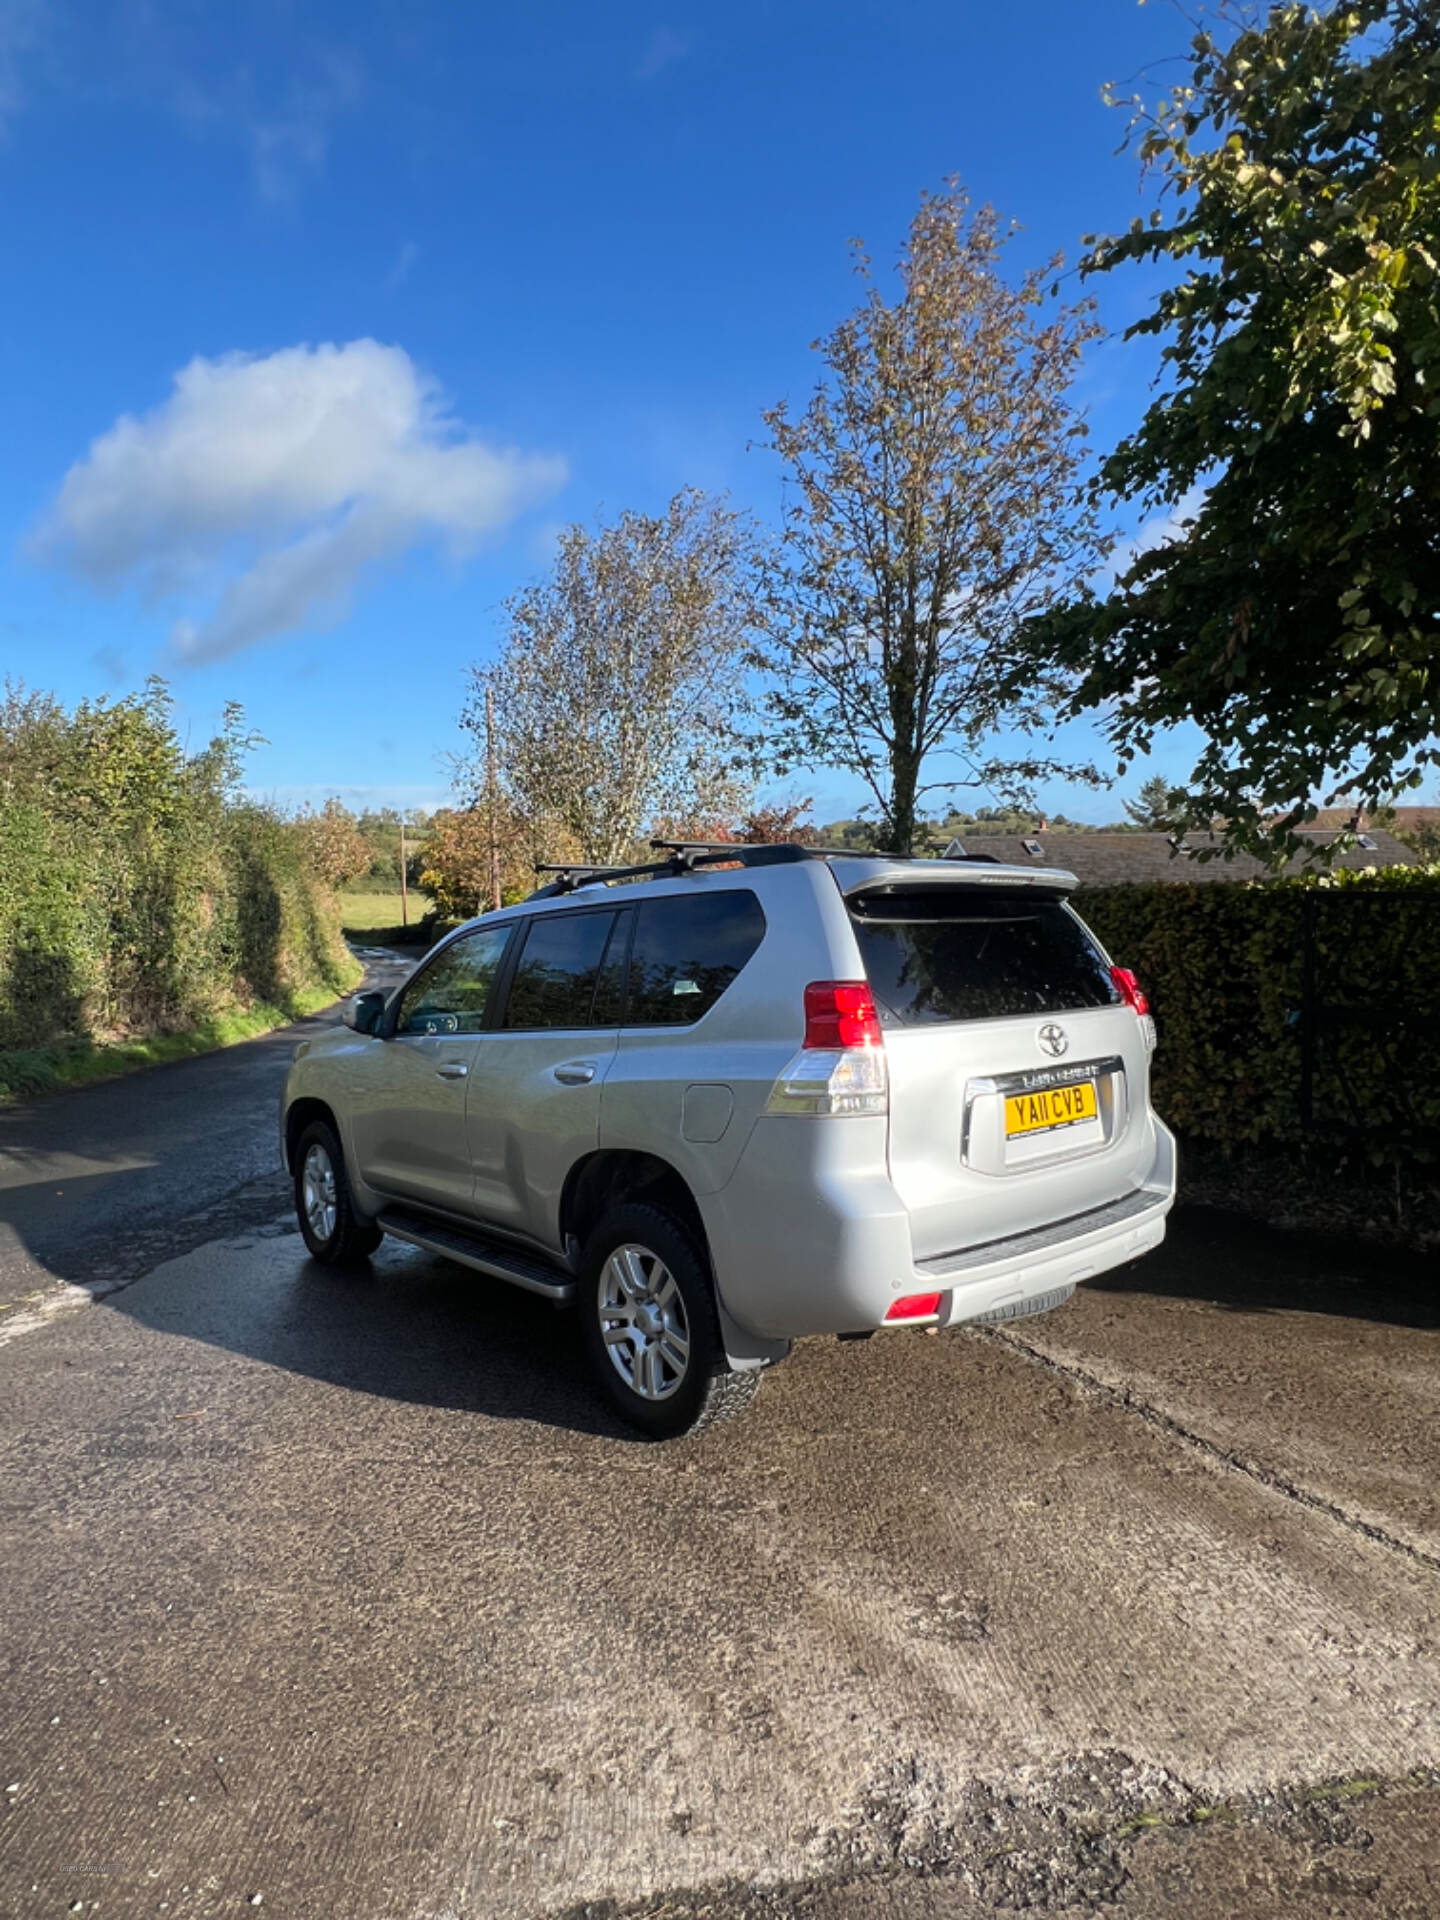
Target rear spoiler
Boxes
[832,858,1079,899]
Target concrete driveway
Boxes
[1,1195,1437,1919]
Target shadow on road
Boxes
[1086,1203,1440,1329]
[79,1195,1440,1453]
[101,1229,643,1442]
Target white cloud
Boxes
[33,339,567,663]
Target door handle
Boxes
[553,1061,597,1086]
[436,1062,468,1080]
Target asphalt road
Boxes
[0,948,414,1313]
[1,987,1438,1919]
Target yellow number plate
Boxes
[1005,1081,1098,1137]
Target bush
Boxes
[1078,866,1440,1181]
[0,681,359,1074]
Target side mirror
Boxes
[342,989,387,1035]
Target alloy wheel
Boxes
[301,1141,337,1244]
[598,1244,691,1401]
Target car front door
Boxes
[350,922,514,1216]
[465,905,630,1247]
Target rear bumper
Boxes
[701,1116,1176,1340]
[931,1128,1174,1329]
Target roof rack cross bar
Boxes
[524,839,1018,902]
[534,863,626,877]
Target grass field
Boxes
[339,892,427,932]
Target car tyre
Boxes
[294,1118,383,1264]
[578,1201,760,1439]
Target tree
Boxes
[1038,0,1440,857]
[759,181,1108,856]
[650,794,821,848]
[355,809,433,889]
[420,802,568,916]
[1391,791,1440,863]
[1402,818,1440,863]
[739,798,821,845]
[927,802,1098,837]
[463,491,764,868]
[1122,775,1182,832]
[292,798,371,889]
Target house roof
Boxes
[947,829,1420,887]
[1311,806,1440,832]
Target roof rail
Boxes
[528,862,631,900]
[649,838,862,861]
[527,841,814,900]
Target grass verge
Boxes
[0,977,358,1106]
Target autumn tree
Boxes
[462,491,765,868]
[1037,1,1440,855]
[760,182,1107,856]
[292,798,371,889]
[650,794,820,847]
[420,802,575,916]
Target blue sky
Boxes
[0,0,1199,825]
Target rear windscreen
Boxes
[849,889,1121,1026]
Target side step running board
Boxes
[376,1208,575,1303]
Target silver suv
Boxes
[282,844,1175,1436]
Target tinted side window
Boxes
[503,910,618,1030]
[626,891,766,1026]
[396,925,512,1035]
[591,910,633,1026]
[850,891,1120,1026]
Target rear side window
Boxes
[504,910,619,1029]
[850,890,1120,1026]
[626,891,766,1026]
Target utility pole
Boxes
[486,685,502,912]
[399,813,409,929]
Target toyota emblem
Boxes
[1037,1023,1069,1058]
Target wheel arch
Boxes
[559,1149,706,1260]
[284,1096,339,1173]
[559,1148,790,1372]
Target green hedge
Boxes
[1077,865,1440,1170]
[0,684,359,1077]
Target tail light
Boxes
[803,981,883,1049]
[1109,966,1149,1016]
[766,979,888,1116]
[1111,965,1157,1053]
[884,1291,943,1323]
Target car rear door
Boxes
[845,878,1155,1261]
[463,904,629,1246]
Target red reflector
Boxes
[803,980,883,1049]
[1110,965,1150,1017]
[884,1291,943,1323]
